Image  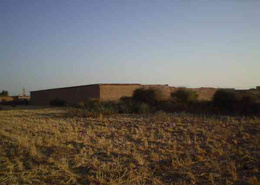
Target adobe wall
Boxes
[99,84,142,101]
[192,88,218,101]
[141,85,172,100]
[100,85,217,102]
[30,85,99,105]
[30,84,220,105]
[170,87,217,101]
[100,84,172,101]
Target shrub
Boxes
[212,90,240,112]
[240,93,257,104]
[102,101,118,114]
[239,92,259,114]
[120,96,133,103]
[78,99,118,115]
[250,103,260,115]
[171,89,198,104]
[119,97,151,114]
[50,98,67,107]
[156,101,175,112]
[133,88,164,105]
[66,100,119,118]
[119,97,136,113]
[132,102,151,114]
[212,90,260,115]
[118,102,132,113]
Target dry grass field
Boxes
[0,107,259,184]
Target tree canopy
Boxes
[0,90,9,96]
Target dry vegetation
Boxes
[0,108,259,184]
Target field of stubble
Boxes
[0,107,259,185]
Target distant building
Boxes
[0,95,30,104]
[30,83,219,105]
[30,84,170,105]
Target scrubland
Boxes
[0,108,259,184]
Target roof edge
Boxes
[30,83,142,93]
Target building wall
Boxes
[141,85,172,100]
[193,88,218,101]
[99,84,173,101]
[99,84,142,101]
[30,84,220,105]
[170,87,217,101]
[30,85,99,105]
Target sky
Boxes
[0,0,259,95]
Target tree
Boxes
[171,88,198,104]
[0,90,9,96]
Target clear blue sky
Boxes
[0,0,259,95]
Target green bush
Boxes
[171,89,198,104]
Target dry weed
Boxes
[0,108,259,184]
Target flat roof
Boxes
[30,83,170,93]
[30,83,143,92]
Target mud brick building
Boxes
[30,83,218,105]
[30,84,170,105]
